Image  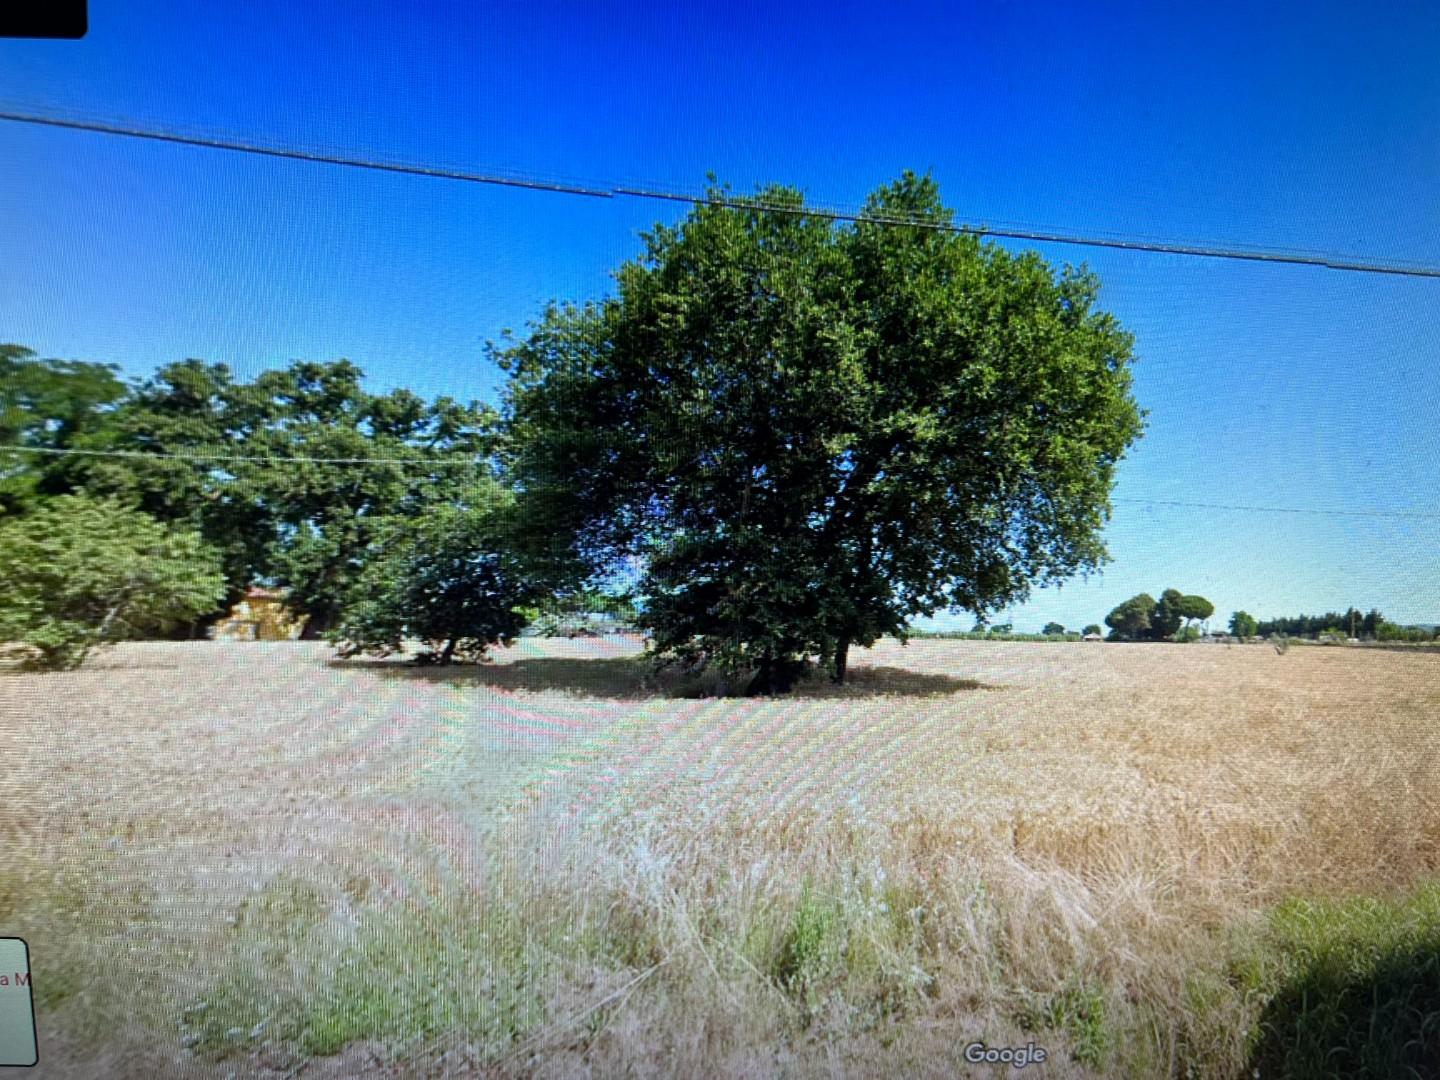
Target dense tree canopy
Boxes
[1176,594,1215,627]
[0,496,226,669]
[1249,607,1433,642]
[47,358,499,632]
[1105,593,1155,640]
[1151,589,1186,640]
[330,480,541,664]
[1256,608,1375,640]
[0,344,127,514]
[1106,588,1214,641]
[501,173,1145,689]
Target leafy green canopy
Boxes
[0,344,127,515]
[1105,588,1214,641]
[1152,588,1186,640]
[329,482,542,664]
[1176,594,1215,624]
[1229,611,1259,639]
[0,495,226,670]
[1104,593,1155,640]
[53,358,499,631]
[501,173,1145,686]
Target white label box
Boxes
[0,939,36,1067]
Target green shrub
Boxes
[0,496,226,670]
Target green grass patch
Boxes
[771,881,843,1001]
[1226,882,1440,1078]
[188,882,556,1062]
[1015,979,1113,1070]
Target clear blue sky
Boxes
[2,1,1438,628]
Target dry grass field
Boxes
[3,637,1440,1077]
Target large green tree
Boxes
[502,174,1145,690]
[0,496,226,670]
[238,362,499,636]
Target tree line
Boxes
[1250,609,1435,643]
[1,172,1147,688]
[1097,596,1435,644]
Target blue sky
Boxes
[2,0,1438,628]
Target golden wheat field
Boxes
[3,637,1439,1078]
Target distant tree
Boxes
[1375,622,1434,643]
[1152,589,1185,641]
[1082,624,1102,637]
[0,496,226,670]
[250,363,500,637]
[1176,624,1201,643]
[1105,593,1155,640]
[988,623,1014,635]
[501,172,1145,691]
[1042,622,1067,636]
[67,359,284,606]
[1176,594,1214,629]
[1362,609,1384,639]
[1229,611,1258,640]
[330,482,540,665]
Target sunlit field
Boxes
[4,638,1440,1077]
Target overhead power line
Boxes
[5,109,1440,280]
[4,445,1436,520]
[0,111,613,197]
[1108,497,1439,521]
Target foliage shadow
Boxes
[328,654,996,701]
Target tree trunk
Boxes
[299,610,333,640]
[746,657,775,697]
[440,637,457,665]
[832,637,851,684]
